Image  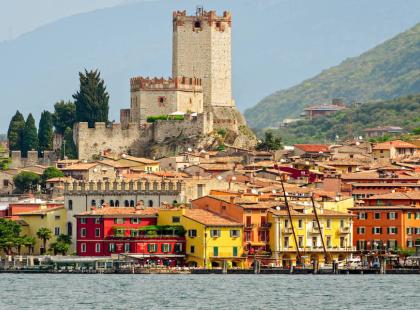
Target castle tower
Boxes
[172,8,233,110]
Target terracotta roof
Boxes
[46,177,74,183]
[184,209,242,226]
[270,208,354,217]
[77,206,158,217]
[61,163,99,171]
[151,171,188,178]
[373,140,417,150]
[16,205,65,215]
[294,144,330,153]
[364,192,420,200]
[198,163,234,171]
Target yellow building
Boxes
[158,208,245,268]
[16,206,67,255]
[268,207,355,267]
[318,196,354,213]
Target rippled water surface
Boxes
[0,274,419,309]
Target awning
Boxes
[122,254,185,259]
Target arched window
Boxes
[110,200,115,207]
[100,199,105,206]
[130,200,135,207]
[91,200,96,207]
[115,200,120,207]
[124,200,129,207]
[67,222,73,236]
[148,200,153,208]
[68,200,73,210]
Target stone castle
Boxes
[74,8,256,160]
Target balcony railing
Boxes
[310,227,321,234]
[339,227,351,234]
[283,227,294,234]
[210,252,239,258]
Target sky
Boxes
[0,0,134,41]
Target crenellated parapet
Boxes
[173,9,231,30]
[64,179,185,195]
[130,76,202,92]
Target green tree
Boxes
[73,69,109,127]
[13,171,40,194]
[0,218,22,255]
[256,131,282,151]
[40,166,64,188]
[22,236,36,255]
[61,127,77,159]
[0,144,11,170]
[36,227,52,255]
[7,111,25,151]
[52,100,76,135]
[50,234,72,255]
[38,110,53,154]
[22,113,39,157]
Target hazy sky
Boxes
[0,0,137,41]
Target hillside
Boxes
[1,0,420,132]
[272,94,420,145]
[245,23,420,129]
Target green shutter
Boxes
[233,246,238,257]
[213,246,218,257]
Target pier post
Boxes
[222,260,227,274]
[380,257,387,274]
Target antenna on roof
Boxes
[196,5,204,16]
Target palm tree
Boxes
[50,234,72,255]
[36,227,52,254]
[23,236,36,255]
[15,237,24,255]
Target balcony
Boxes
[259,223,272,230]
[244,224,255,230]
[310,226,322,234]
[209,252,240,259]
[283,227,294,234]
[339,227,351,234]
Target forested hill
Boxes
[273,94,420,145]
[245,23,420,129]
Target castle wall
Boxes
[173,10,233,109]
[9,150,57,169]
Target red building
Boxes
[75,206,186,266]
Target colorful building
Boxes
[75,206,185,266]
[158,208,244,268]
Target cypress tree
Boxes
[22,114,39,157]
[52,100,76,135]
[62,127,77,159]
[73,69,109,127]
[38,111,53,153]
[7,111,25,151]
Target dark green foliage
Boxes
[0,218,22,255]
[52,100,76,134]
[146,115,185,123]
[245,23,420,129]
[21,114,38,157]
[36,227,52,254]
[13,171,40,194]
[61,127,77,159]
[273,94,420,144]
[256,131,282,151]
[0,144,11,170]
[49,234,72,255]
[38,110,53,153]
[41,166,64,188]
[7,111,25,151]
[73,69,109,127]
[217,128,227,137]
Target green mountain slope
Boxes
[273,94,420,145]
[245,23,420,129]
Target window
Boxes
[124,200,129,207]
[284,219,289,228]
[407,240,414,248]
[372,227,382,234]
[81,243,86,253]
[190,245,195,254]
[230,230,240,238]
[407,212,411,219]
[387,227,398,235]
[55,215,60,220]
[131,230,139,237]
[95,228,101,237]
[148,200,153,208]
[174,243,183,253]
[388,212,396,220]
[91,200,96,207]
[245,231,251,242]
[80,218,86,224]
[172,216,180,223]
[81,228,86,237]
[95,243,101,253]
[357,227,365,234]
[109,243,115,253]
[124,243,130,253]
[210,229,221,238]
[374,212,381,220]
[130,200,135,207]
[407,227,413,235]
[340,219,345,228]
[68,200,73,210]
[147,243,157,253]
[358,212,367,220]
[115,200,120,207]
[298,219,303,229]
[213,246,219,257]
[298,236,303,248]
[233,246,238,257]
[130,218,140,224]
[188,229,197,238]
[415,228,420,234]
[415,212,420,219]
[312,236,317,247]
[284,236,289,248]
[110,200,115,207]
[194,20,201,28]
[3,180,9,187]
[340,237,345,248]
[161,243,172,253]
[54,227,60,235]
[326,219,331,229]
[326,236,332,248]
[67,222,73,236]
[95,218,101,224]
[357,240,367,251]
[114,218,125,224]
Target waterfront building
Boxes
[158,208,244,268]
[75,206,186,266]
[267,207,355,267]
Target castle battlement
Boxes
[130,76,202,92]
[173,9,231,28]
[77,122,144,131]
[64,179,184,194]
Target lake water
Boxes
[0,274,418,309]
